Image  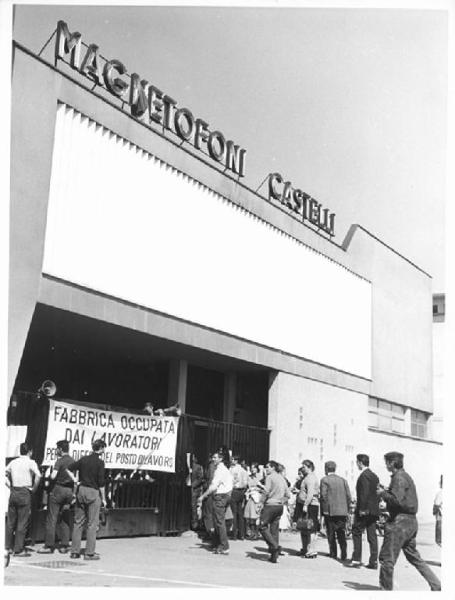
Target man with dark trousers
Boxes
[229,454,248,540]
[5,442,41,557]
[320,460,352,561]
[198,451,233,555]
[68,439,106,560]
[377,451,440,591]
[38,440,75,554]
[190,454,204,531]
[348,453,379,569]
[258,460,290,564]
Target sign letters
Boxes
[55,21,246,178]
[268,172,336,236]
[53,21,337,236]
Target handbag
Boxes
[296,517,314,531]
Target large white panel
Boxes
[43,104,372,377]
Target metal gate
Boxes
[7,392,270,535]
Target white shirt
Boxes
[6,455,41,488]
[211,462,233,494]
[230,463,248,489]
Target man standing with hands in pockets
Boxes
[348,453,380,569]
[67,439,107,561]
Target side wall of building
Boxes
[269,372,442,521]
[344,227,433,412]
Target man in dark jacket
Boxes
[348,453,380,569]
[377,451,440,591]
[190,454,204,530]
[68,439,106,561]
[320,460,351,561]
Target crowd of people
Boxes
[5,440,442,591]
[190,448,441,591]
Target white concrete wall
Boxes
[345,228,433,412]
[269,372,442,521]
[43,104,372,379]
[268,372,368,495]
[431,320,444,442]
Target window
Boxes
[368,397,405,433]
[410,409,428,439]
[432,294,445,322]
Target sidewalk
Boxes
[5,521,441,590]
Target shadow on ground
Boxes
[245,551,271,562]
[343,581,381,591]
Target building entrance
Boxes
[9,303,271,536]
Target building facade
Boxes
[9,27,442,529]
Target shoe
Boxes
[270,549,279,563]
[37,547,55,554]
[70,552,80,559]
[365,562,378,570]
[214,548,229,555]
[58,546,69,554]
[84,553,100,560]
[304,552,317,559]
[346,560,362,568]
[13,550,31,557]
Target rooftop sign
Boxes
[268,173,335,236]
[54,21,335,236]
[55,21,246,178]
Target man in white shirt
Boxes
[230,454,248,540]
[198,451,233,554]
[5,442,41,556]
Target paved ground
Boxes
[4,521,442,591]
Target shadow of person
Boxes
[343,581,381,591]
[194,542,217,553]
[246,550,272,562]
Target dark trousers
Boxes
[44,485,74,549]
[5,488,32,553]
[212,493,230,551]
[259,504,283,551]
[71,485,101,555]
[203,494,214,532]
[230,488,246,539]
[379,514,441,591]
[352,513,378,564]
[325,515,347,559]
[300,504,320,553]
[191,487,202,529]
[435,517,442,546]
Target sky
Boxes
[10,2,448,291]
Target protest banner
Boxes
[42,399,179,472]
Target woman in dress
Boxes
[244,462,263,539]
[292,467,305,524]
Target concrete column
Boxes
[223,372,236,422]
[268,371,279,460]
[167,359,188,412]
